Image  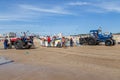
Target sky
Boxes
[0,0,120,35]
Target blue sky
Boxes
[0,0,120,35]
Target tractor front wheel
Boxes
[14,40,23,49]
[79,38,86,45]
[112,40,116,46]
[105,40,113,46]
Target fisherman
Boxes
[3,37,8,49]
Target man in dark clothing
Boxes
[4,38,8,49]
[70,38,73,47]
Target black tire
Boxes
[14,40,23,49]
[96,41,100,45]
[88,38,96,45]
[105,40,113,46]
[112,40,116,46]
[26,45,32,49]
[28,45,32,49]
[24,42,33,49]
[79,38,86,45]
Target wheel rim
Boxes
[106,40,111,46]
[107,42,111,45]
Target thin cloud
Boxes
[67,2,91,6]
[67,1,120,13]
[0,4,73,21]
[98,2,120,12]
[0,14,33,21]
[19,4,72,15]
[2,1,120,22]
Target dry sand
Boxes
[0,41,120,80]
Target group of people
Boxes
[61,37,74,47]
[3,35,80,49]
[39,36,80,48]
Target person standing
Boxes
[52,36,56,47]
[42,38,45,47]
[3,37,8,49]
[70,38,73,47]
[47,36,51,47]
[62,37,65,47]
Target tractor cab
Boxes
[90,30,99,38]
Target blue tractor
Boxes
[80,29,116,46]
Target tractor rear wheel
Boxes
[96,41,100,45]
[79,38,86,45]
[105,39,113,46]
[88,38,96,45]
[14,40,23,49]
[27,45,32,49]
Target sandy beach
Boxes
[0,40,120,80]
[1,0,120,79]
